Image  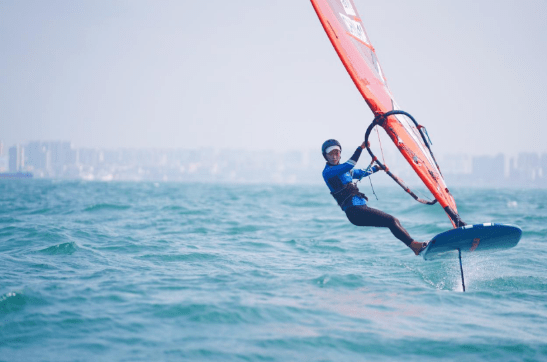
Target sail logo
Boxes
[340,0,356,16]
[339,14,368,45]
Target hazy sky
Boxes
[1,0,546,156]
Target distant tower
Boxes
[20,146,25,170]
[0,140,4,157]
[47,141,75,176]
[8,145,22,172]
[26,141,51,171]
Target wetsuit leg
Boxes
[345,205,414,246]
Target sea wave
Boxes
[83,203,131,212]
[37,242,78,255]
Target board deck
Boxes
[422,223,522,261]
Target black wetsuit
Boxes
[345,205,413,246]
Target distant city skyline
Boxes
[2,138,547,188]
[1,1,546,156]
[0,136,543,159]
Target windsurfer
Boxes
[321,139,428,255]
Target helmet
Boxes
[321,139,341,160]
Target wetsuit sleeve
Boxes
[348,147,363,165]
[351,165,381,179]
[323,161,354,179]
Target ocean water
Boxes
[1,180,546,362]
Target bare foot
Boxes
[410,241,428,256]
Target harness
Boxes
[329,181,367,210]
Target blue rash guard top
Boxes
[322,147,379,211]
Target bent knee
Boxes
[390,216,401,227]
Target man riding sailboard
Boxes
[322,139,428,255]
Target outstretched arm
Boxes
[351,164,380,179]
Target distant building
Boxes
[509,152,541,185]
[26,141,49,172]
[472,154,505,185]
[78,148,101,168]
[47,141,76,176]
[442,154,472,175]
[0,156,7,172]
[8,144,24,172]
[102,149,122,165]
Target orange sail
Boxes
[311,0,463,227]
